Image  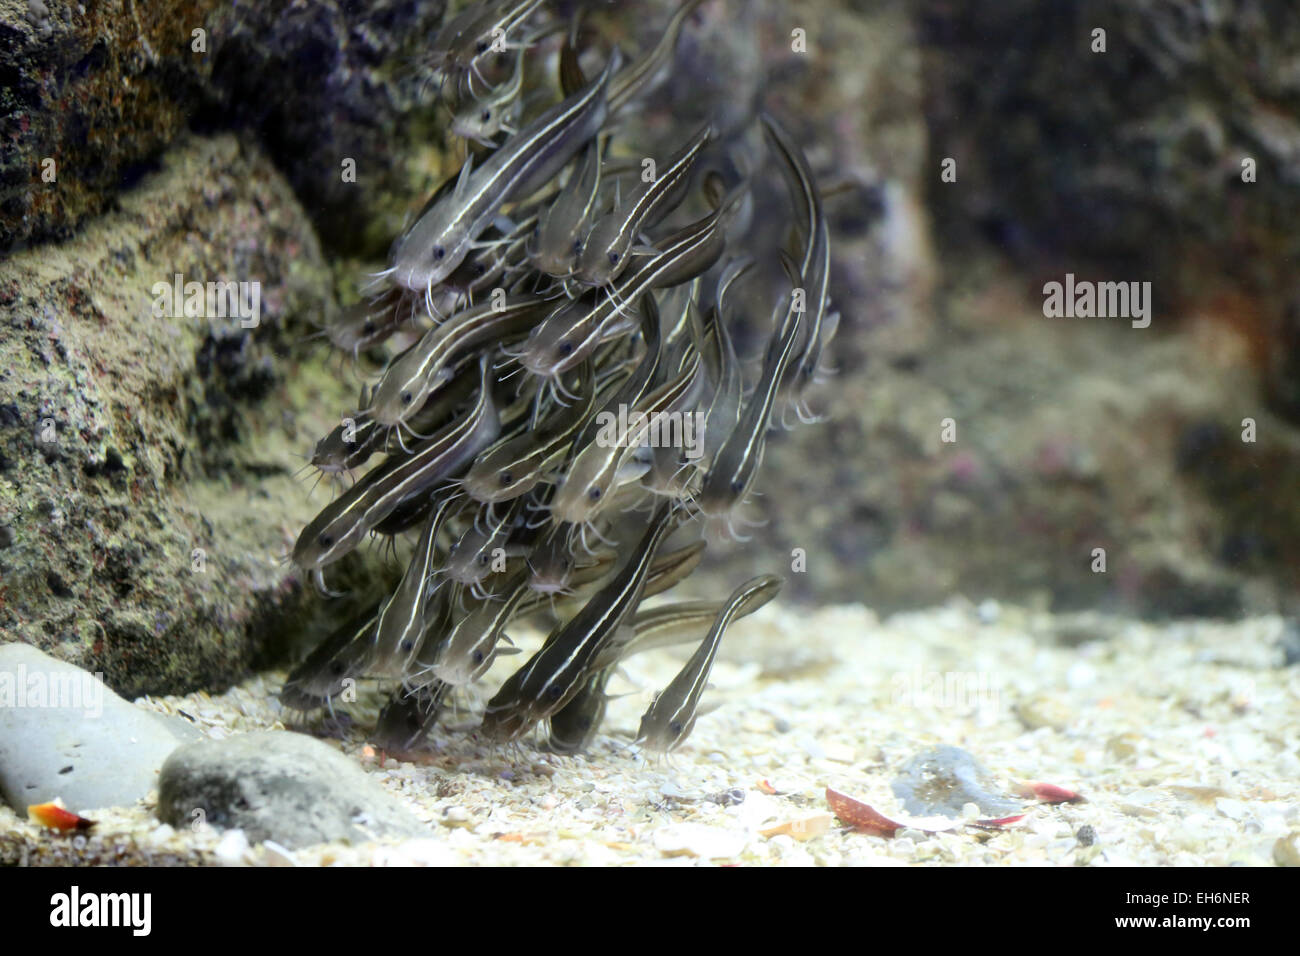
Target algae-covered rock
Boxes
[1,0,448,254]
[0,132,393,697]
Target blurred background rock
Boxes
[2,0,1297,696]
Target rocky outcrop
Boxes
[1,0,448,255]
[0,133,394,697]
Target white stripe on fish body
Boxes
[697,288,805,521]
[531,142,605,277]
[551,341,701,524]
[608,0,707,113]
[760,113,833,401]
[554,582,776,752]
[462,360,595,503]
[443,496,525,587]
[428,569,530,685]
[525,504,676,712]
[450,46,527,145]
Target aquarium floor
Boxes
[3,602,1297,866]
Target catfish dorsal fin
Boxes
[702,170,727,210]
[696,698,723,717]
[614,454,652,485]
[453,154,475,202]
[777,249,802,287]
[559,39,587,96]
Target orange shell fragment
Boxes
[759,814,834,841]
[1014,781,1084,804]
[27,801,95,831]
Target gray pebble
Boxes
[890,745,1023,818]
[157,730,426,849]
[708,788,746,807]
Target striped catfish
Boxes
[549,582,775,754]
[388,52,619,297]
[481,500,682,740]
[292,354,499,576]
[517,188,743,379]
[635,574,782,755]
[574,123,712,287]
[761,113,833,422]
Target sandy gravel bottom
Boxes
[3,600,1297,866]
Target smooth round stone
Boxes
[0,643,186,812]
[157,730,427,849]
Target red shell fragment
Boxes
[971,813,1026,828]
[27,801,95,831]
[828,788,1029,834]
[1015,781,1084,804]
[825,788,905,835]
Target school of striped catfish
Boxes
[281,0,838,759]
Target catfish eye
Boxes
[499,471,514,485]
[329,661,345,676]
[478,553,490,565]
[548,685,565,700]
[730,478,745,495]
[669,720,684,736]
[362,319,375,334]
[475,40,488,53]
[400,391,413,406]
[480,109,491,122]
[587,486,602,501]
[607,252,619,265]
[318,532,335,548]
[556,341,574,357]
[433,246,445,261]
[472,650,485,665]
[572,239,583,254]
[401,640,415,652]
